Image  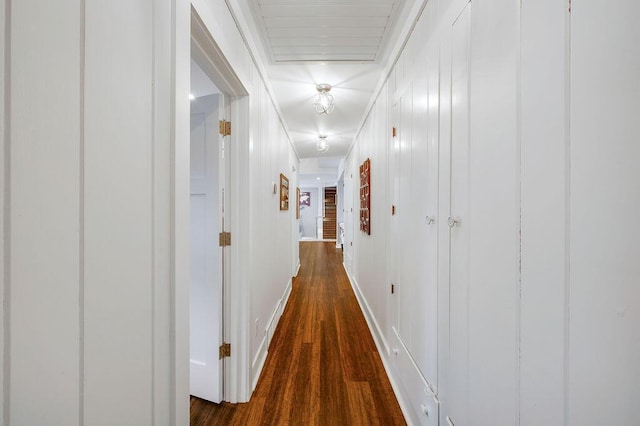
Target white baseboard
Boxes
[342,265,416,424]
[251,336,268,391]
[250,278,293,393]
[281,278,293,314]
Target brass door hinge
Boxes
[392,126,397,137]
[219,231,231,247]
[219,120,231,136]
[219,343,231,359]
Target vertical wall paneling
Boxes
[436,1,454,418]
[376,85,390,343]
[447,5,471,424]
[174,0,192,419]
[404,35,440,388]
[0,0,6,420]
[570,1,640,424]
[10,1,81,424]
[84,1,153,423]
[6,0,188,423]
[9,0,638,424]
[520,0,568,424]
[347,0,529,423]
[423,37,440,389]
[388,101,400,337]
[345,0,639,424]
[397,86,413,341]
[152,0,183,422]
[467,0,520,423]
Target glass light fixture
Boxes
[313,84,335,115]
[316,135,329,153]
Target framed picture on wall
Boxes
[280,173,289,210]
[360,158,371,235]
[296,187,300,219]
[300,191,311,207]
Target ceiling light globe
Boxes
[316,135,330,153]
[313,84,335,115]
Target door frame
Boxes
[188,6,250,403]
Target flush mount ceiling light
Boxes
[316,135,329,153]
[313,84,335,115]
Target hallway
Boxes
[190,242,405,425]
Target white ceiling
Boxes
[267,62,384,158]
[250,0,404,63]
[230,0,418,165]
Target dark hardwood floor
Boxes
[190,241,406,425]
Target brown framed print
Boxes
[280,173,289,210]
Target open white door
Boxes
[190,94,223,403]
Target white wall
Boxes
[0,2,5,423]
[190,0,300,401]
[3,0,191,424]
[570,1,640,424]
[10,2,81,424]
[2,0,299,424]
[345,0,639,425]
[5,0,638,424]
[520,0,568,423]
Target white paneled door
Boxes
[447,3,471,426]
[190,94,223,403]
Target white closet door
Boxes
[398,86,414,339]
[408,43,441,388]
[447,3,471,426]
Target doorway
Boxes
[188,7,249,404]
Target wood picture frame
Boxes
[280,173,289,210]
[296,187,300,219]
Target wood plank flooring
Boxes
[190,241,406,425]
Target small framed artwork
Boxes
[280,173,289,210]
[296,187,300,219]
[300,191,311,207]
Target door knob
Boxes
[425,216,436,225]
[448,216,461,228]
